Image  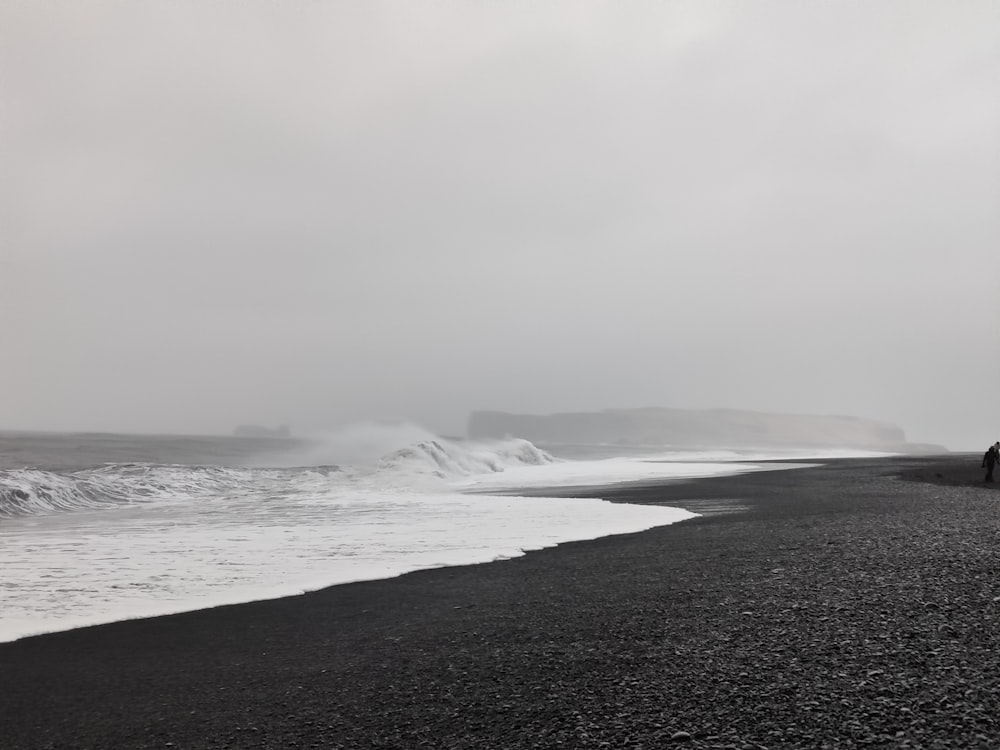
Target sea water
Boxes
[0,428,861,642]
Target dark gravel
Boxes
[2,454,1000,749]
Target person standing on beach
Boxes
[983,443,999,482]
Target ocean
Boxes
[0,427,852,643]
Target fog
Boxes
[2,1,997,449]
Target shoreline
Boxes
[4,454,1000,748]
[0,455,795,644]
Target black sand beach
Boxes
[3,455,1000,749]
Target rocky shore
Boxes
[2,454,999,749]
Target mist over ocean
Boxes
[0,428,870,643]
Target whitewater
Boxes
[0,428,848,643]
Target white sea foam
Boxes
[0,431,817,643]
[455,457,762,492]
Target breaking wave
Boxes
[0,437,556,519]
[377,438,554,479]
[0,464,259,518]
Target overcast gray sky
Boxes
[2,1,997,449]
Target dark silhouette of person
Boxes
[983,442,999,482]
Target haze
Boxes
[2,1,997,450]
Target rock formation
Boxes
[467,408,943,453]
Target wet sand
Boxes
[2,454,999,749]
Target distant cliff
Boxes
[468,408,944,453]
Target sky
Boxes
[1,1,998,449]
